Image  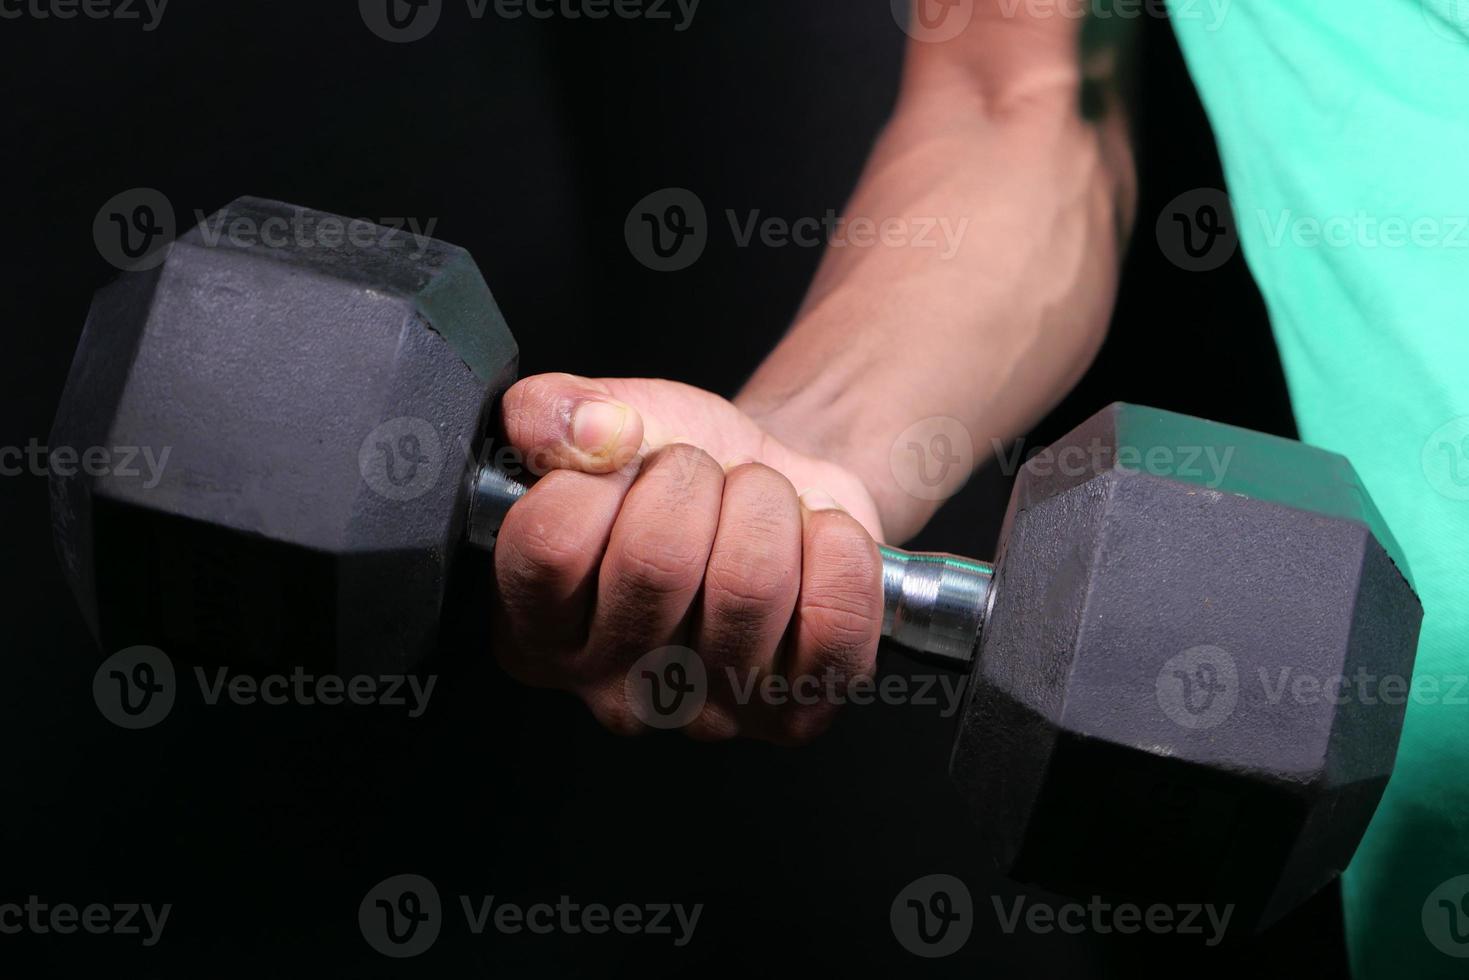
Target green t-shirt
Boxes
[1168,1,1469,974]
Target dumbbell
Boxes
[52,198,1423,935]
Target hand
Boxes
[490,373,886,744]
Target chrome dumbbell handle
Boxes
[877,546,993,669]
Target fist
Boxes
[489,373,885,744]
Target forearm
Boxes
[737,22,1136,542]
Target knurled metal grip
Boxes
[877,546,994,669]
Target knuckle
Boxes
[800,595,881,677]
[501,376,568,442]
[705,547,794,618]
[805,515,882,612]
[613,527,710,597]
[726,470,798,535]
[701,464,799,622]
[805,507,873,553]
[503,517,584,576]
[726,461,796,500]
[649,443,723,491]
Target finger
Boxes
[688,463,802,741]
[499,372,646,476]
[491,465,639,686]
[583,444,725,732]
[780,491,884,745]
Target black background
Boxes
[0,1,1338,976]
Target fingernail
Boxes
[723,455,757,473]
[572,401,628,456]
[799,488,843,512]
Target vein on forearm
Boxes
[738,12,1137,541]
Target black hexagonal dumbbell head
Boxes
[50,198,519,674]
[948,404,1423,935]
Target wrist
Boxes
[738,390,943,546]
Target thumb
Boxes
[499,373,645,475]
